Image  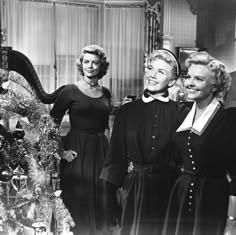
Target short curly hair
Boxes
[76,45,110,80]
[185,51,232,99]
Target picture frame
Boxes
[176,47,207,75]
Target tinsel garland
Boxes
[38,115,61,155]
[0,184,7,222]
[0,184,3,195]
[53,195,75,232]
[0,69,40,124]
[0,91,41,122]
[27,153,49,187]
[0,200,7,221]
[18,120,39,145]
[8,71,36,97]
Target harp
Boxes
[0,46,65,104]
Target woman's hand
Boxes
[225,196,236,235]
[128,161,133,173]
[224,218,236,235]
[62,150,77,162]
[104,129,110,142]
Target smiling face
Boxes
[184,64,216,103]
[82,53,101,79]
[144,58,175,94]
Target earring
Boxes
[212,84,217,92]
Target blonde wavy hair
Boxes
[185,51,232,99]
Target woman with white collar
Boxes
[100,49,188,235]
[162,51,236,235]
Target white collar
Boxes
[176,98,220,136]
[142,94,169,103]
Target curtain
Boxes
[55,4,99,88]
[103,4,145,106]
[5,0,55,93]
[2,0,99,94]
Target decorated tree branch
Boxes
[0,68,74,234]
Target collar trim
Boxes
[176,98,220,136]
[142,94,169,103]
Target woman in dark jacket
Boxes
[100,49,187,235]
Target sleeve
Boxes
[100,104,128,187]
[226,108,236,195]
[103,181,122,226]
[103,86,112,105]
[50,85,73,123]
[49,85,74,155]
[167,102,188,175]
[168,134,183,177]
[228,152,236,196]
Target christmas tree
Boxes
[0,68,74,234]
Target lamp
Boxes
[146,0,158,7]
[185,0,198,15]
[0,28,6,45]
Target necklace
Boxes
[83,77,99,88]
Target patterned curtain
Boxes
[144,0,161,55]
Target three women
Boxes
[51,46,235,235]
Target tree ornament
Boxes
[13,121,25,140]
[0,164,13,182]
[32,221,47,235]
[0,134,5,150]
[11,165,28,192]
[177,89,186,102]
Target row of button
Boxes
[188,130,195,212]
[151,114,158,151]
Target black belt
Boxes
[132,164,160,174]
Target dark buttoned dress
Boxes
[100,98,186,235]
[162,106,236,235]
